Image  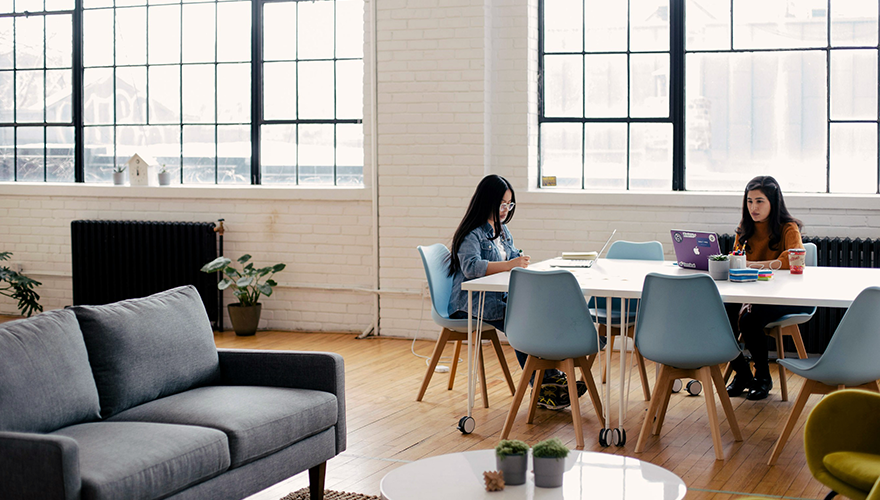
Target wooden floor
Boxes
[218,330,828,500]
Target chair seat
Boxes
[823,451,880,492]
[433,310,496,332]
[777,357,820,376]
[765,309,817,329]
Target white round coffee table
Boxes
[380,449,686,499]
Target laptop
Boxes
[550,230,616,268]
[670,229,721,271]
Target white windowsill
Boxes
[0,182,371,201]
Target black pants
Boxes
[725,302,813,379]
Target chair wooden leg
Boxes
[786,324,808,359]
[417,328,453,401]
[527,368,545,424]
[447,340,462,390]
[774,329,788,401]
[501,356,536,440]
[577,355,605,428]
[769,378,817,465]
[561,358,584,449]
[636,364,669,453]
[479,342,489,408]
[635,348,651,401]
[652,370,676,435]
[309,461,326,500]
[710,364,742,442]
[487,332,516,395]
[700,366,725,460]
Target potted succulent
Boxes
[158,164,172,186]
[0,252,42,317]
[494,439,529,486]
[112,164,126,185]
[708,254,730,281]
[531,437,569,488]
[200,254,285,336]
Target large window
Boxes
[539,0,880,193]
[0,0,363,185]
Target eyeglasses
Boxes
[500,202,515,211]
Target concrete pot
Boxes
[228,303,262,336]
[495,453,527,485]
[158,171,172,186]
[112,171,125,185]
[533,456,565,488]
[708,259,729,281]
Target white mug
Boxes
[730,255,747,269]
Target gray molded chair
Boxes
[500,268,605,449]
[633,273,744,461]
[768,286,880,466]
[590,240,664,400]
[415,244,516,407]
[723,242,818,401]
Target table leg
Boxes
[459,291,485,435]
[600,297,614,446]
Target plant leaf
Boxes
[257,283,273,296]
[218,278,233,290]
[237,254,252,265]
[201,256,231,273]
[236,276,254,287]
[265,279,277,287]
[272,263,286,273]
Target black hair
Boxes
[448,174,515,276]
[735,175,803,252]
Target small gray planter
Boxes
[112,171,125,185]
[533,456,565,488]
[708,259,729,281]
[158,171,172,186]
[495,453,527,486]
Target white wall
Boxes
[2,0,878,338]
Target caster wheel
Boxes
[618,428,627,446]
[671,379,683,393]
[598,428,611,447]
[457,416,475,434]
[611,428,626,446]
[686,380,703,396]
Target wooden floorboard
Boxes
[217,330,828,499]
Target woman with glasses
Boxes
[447,174,583,410]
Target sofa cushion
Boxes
[52,421,230,500]
[108,386,338,468]
[71,286,220,418]
[0,309,101,432]
[823,451,880,493]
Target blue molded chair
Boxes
[416,244,516,407]
[591,240,664,400]
[767,286,880,466]
[633,273,744,461]
[500,268,605,449]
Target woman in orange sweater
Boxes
[725,176,813,401]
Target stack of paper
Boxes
[561,251,598,261]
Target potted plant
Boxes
[494,439,529,486]
[200,254,285,336]
[708,254,730,281]
[531,437,568,488]
[158,164,172,186]
[112,164,126,185]
[0,252,42,317]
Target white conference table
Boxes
[460,258,880,442]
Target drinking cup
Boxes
[730,254,747,270]
[789,248,806,274]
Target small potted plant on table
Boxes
[532,437,569,488]
[201,254,285,336]
[112,164,126,185]
[494,439,529,486]
[708,254,730,281]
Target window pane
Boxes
[16,16,43,69]
[182,124,215,184]
[45,0,73,10]
[0,127,12,181]
[544,0,582,53]
[17,127,43,181]
[336,123,362,185]
[733,0,826,49]
[298,60,333,119]
[149,5,181,64]
[84,68,113,124]
[261,123,297,184]
[263,62,296,120]
[217,124,249,184]
[116,0,145,7]
[116,66,147,124]
[263,3,296,61]
[16,0,40,12]
[217,1,250,63]
[116,7,146,66]
[584,1,625,52]
[83,0,111,8]
[182,64,214,123]
[148,125,180,175]
[630,123,672,190]
[831,0,878,47]
[631,0,669,52]
[543,55,583,118]
[217,63,249,123]
[336,0,363,59]
[336,59,362,119]
[46,69,71,122]
[830,49,877,121]
[148,65,180,123]
[830,123,877,194]
[17,70,44,122]
[46,126,74,182]
[298,123,333,185]
[183,4,215,63]
[0,71,13,121]
[83,10,114,67]
[686,0,730,51]
[46,14,73,68]
[630,53,669,118]
[83,126,114,182]
[584,123,627,190]
[0,19,12,69]
[540,122,581,188]
[298,0,333,60]
[0,0,11,13]
[585,54,626,118]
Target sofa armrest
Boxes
[217,349,346,453]
[0,431,80,500]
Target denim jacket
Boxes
[448,222,519,321]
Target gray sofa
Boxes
[0,285,345,500]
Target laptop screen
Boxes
[670,230,721,271]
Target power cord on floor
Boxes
[411,288,461,373]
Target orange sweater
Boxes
[733,221,803,270]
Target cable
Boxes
[411,290,462,370]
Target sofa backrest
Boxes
[71,285,221,418]
[0,309,101,432]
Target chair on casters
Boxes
[767,286,880,466]
[591,240,663,401]
[723,242,817,401]
[500,268,605,449]
[416,244,516,407]
[633,273,744,461]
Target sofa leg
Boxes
[309,462,326,500]
[823,492,837,500]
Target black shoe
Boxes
[747,377,773,401]
[543,373,588,399]
[726,374,753,398]
[535,385,571,410]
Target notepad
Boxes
[561,251,598,260]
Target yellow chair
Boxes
[804,390,880,500]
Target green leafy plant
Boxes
[200,254,285,307]
[709,254,729,261]
[495,439,529,458]
[159,163,168,174]
[0,252,43,317]
[113,164,126,173]
[532,438,569,459]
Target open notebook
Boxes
[549,230,616,268]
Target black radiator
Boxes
[719,234,879,353]
[71,220,219,325]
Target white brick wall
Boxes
[2,0,878,340]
